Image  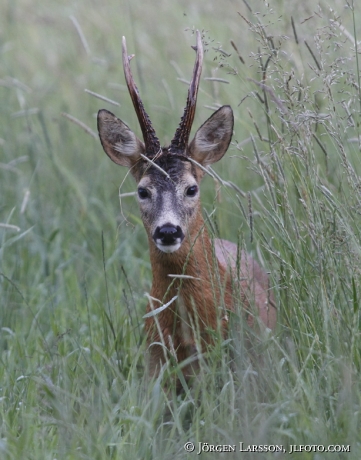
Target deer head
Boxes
[97,31,234,254]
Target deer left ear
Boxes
[97,109,145,168]
[188,105,234,166]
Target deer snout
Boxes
[153,224,184,253]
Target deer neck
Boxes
[147,213,230,313]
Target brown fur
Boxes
[144,200,276,387]
[214,239,276,329]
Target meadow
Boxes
[0,0,360,458]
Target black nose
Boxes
[153,225,184,245]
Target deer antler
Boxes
[122,37,161,157]
[169,30,204,154]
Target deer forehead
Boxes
[137,160,198,193]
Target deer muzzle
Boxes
[153,224,184,253]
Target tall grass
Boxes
[0,0,360,458]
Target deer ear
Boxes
[188,105,233,166]
[97,109,145,168]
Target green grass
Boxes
[1,0,361,458]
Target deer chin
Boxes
[155,241,182,253]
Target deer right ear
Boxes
[188,105,234,167]
[97,109,145,168]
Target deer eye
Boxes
[138,187,150,199]
[186,185,198,197]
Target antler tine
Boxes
[122,37,161,157]
[169,30,204,154]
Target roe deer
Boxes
[97,31,276,388]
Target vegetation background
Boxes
[0,0,360,458]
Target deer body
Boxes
[97,32,276,386]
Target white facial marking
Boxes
[156,242,182,253]
[156,192,179,229]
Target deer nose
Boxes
[153,224,184,246]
